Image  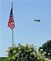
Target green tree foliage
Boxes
[39,40,51,59]
[7,44,40,61]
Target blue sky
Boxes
[0,0,51,57]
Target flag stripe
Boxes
[8,16,15,29]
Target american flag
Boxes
[8,4,15,30]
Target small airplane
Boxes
[34,19,40,22]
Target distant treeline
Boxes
[0,57,7,61]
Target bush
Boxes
[7,44,50,61]
[7,44,39,61]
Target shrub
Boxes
[7,44,39,61]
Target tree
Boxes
[39,40,51,59]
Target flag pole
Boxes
[12,3,14,47]
[12,29,14,47]
[8,2,15,47]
